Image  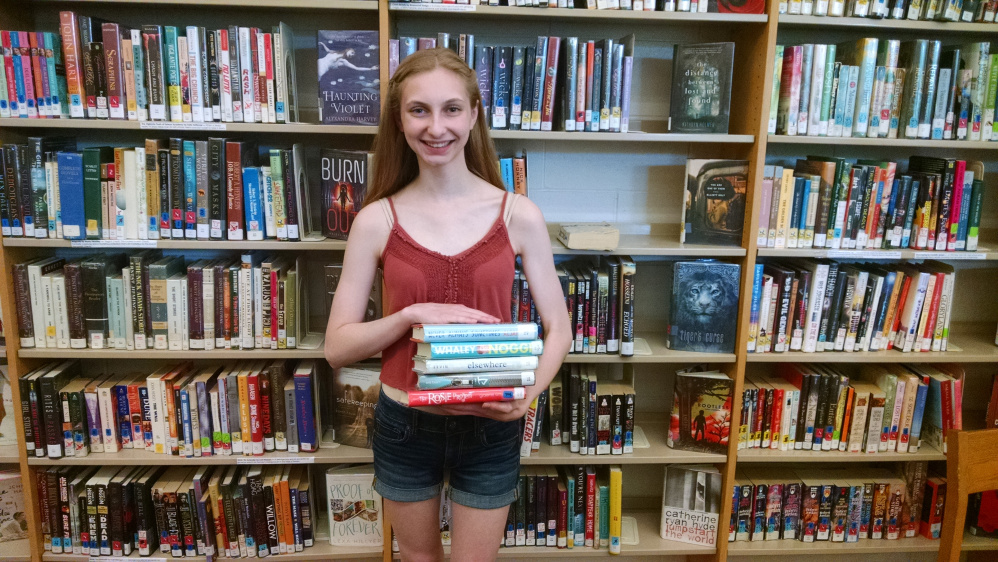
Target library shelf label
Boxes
[70,240,158,249]
[914,251,987,260]
[139,121,227,131]
[389,3,476,11]
[827,250,903,259]
[236,455,315,465]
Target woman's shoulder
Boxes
[346,200,393,256]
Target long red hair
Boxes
[368,48,504,202]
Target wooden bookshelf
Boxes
[40,542,381,561]
[779,13,998,34]
[727,535,941,555]
[745,322,998,363]
[737,443,946,463]
[0,117,377,135]
[767,134,998,149]
[757,247,998,261]
[0,444,20,463]
[35,0,380,9]
[3,538,31,562]
[392,3,768,24]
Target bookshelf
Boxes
[1,1,997,562]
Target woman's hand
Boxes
[403,303,501,326]
[431,396,533,422]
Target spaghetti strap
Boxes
[380,199,394,229]
[503,193,519,227]
[387,196,400,224]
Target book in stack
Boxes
[408,322,541,407]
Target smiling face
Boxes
[398,67,478,170]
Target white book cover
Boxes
[51,273,69,348]
[940,272,956,351]
[167,275,184,351]
[0,473,27,542]
[803,263,829,352]
[660,465,721,547]
[203,263,216,350]
[210,387,222,456]
[859,274,884,351]
[189,383,201,457]
[899,273,930,352]
[98,381,120,453]
[262,166,276,238]
[273,30,286,123]
[240,261,254,349]
[134,147,147,239]
[255,32,266,123]
[887,378,906,452]
[239,27,255,123]
[181,278,190,351]
[326,466,384,546]
[28,260,56,348]
[914,275,938,351]
[219,30,234,122]
[218,375,232,455]
[254,267,264,349]
[122,150,138,240]
[44,161,57,238]
[41,274,56,348]
[848,391,870,453]
[807,45,826,136]
[187,27,204,122]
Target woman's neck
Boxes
[411,157,479,200]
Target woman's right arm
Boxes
[324,205,500,369]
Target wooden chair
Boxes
[938,428,998,562]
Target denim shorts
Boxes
[372,389,521,510]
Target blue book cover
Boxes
[183,140,197,237]
[45,33,62,116]
[139,385,152,448]
[748,263,764,351]
[500,158,513,192]
[242,167,263,240]
[56,152,85,239]
[115,384,132,447]
[956,171,973,248]
[10,33,26,115]
[565,475,574,548]
[317,30,380,125]
[400,37,417,59]
[180,387,193,457]
[668,260,740,353]
[909,381,929,451]
[294,371,317,451]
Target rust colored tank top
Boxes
[379,192,517,391]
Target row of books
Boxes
[392,0,765,12]
[523,364,636,457]
[780,0,997,21]
[729,462,935,543]
[36,464,317,557]
[390,34,636,133]
[2,13,299,123]
[13,254,311,351]
[20,359,323,460]
[757,156,986,252]
[770,39,998,143]
[553,257,636,356]
[739,363,964,454]
[747,260,957,354]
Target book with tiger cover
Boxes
[667,260,740,353]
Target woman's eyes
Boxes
[409,106,463,115]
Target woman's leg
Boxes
[449,502,510,562]
[385,496,444,562]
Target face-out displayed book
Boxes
[660,464,722,547]
[317,31,380,126]
[666,260,740,354]
[681,159,748,246]
[326,464,383,547]
[669,42,734,134]
[320,149,372,240]
[408,322,541,407]
[332,367,380,449]
[324,263,384,323]
[668,368,733,456]
[0,470,27,543]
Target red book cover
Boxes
[769,388,783,450]
[921,272,946,348]
[249,28,261,122]
[540,36,560,131]
[128,381,143,449]
[886,275,912,350]
[754,386,765,446]
[585,467,596,547]
[260,373,273,450]
[18,32,37,117]
[102,23,126,119]
[407,387,525,407]
[224,142,245,240]
[838,386,854,451]
[558,479,568,548]
[247,371,263,455]
[919,477,946,539]
[59,12,85,117]
[2,33,17,114]
[948,160,966,249]
[264,32,274,123]
[29,32,46,117]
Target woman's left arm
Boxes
[478,197,573,421]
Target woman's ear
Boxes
[470,100,479,130]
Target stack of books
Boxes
[408,322,542,407]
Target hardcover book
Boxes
[324,264,382,323]
[660,464,722,546]
[332,367,380,449]
[668,371,733,455]
[317,31,380,126]
[681,159,748,246]
[325,465,383,546]
[320,149,371,240]
[669,42,734,134]
[0,471,26,542]
[667,260,740,353]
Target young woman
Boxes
[324,48,572,561]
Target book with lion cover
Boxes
[667,371,732,455]
[667,260,740,353]
[332,367,380,449]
